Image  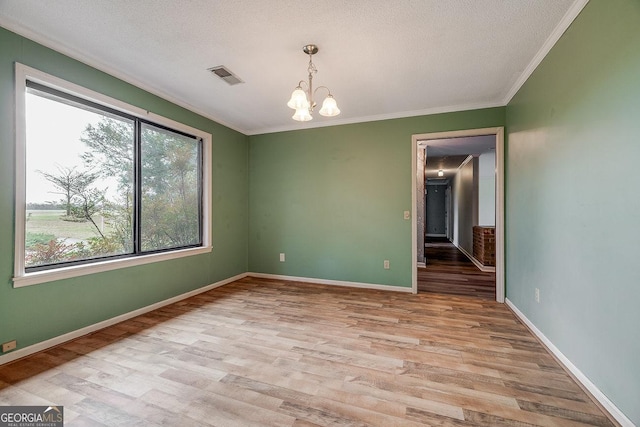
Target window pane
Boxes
[25,89,135,269]
[140,124,201,252]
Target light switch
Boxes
[403,211,410,220]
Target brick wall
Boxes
[473,226,495,267]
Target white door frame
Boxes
[411,127,505,302]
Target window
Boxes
[140,123,202,252]
[14,64,212,287]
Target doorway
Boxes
[411,127,505,302]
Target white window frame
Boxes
[13,63,212,288]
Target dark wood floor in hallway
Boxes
[418,237,496,300]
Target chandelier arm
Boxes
[313,85,332,97]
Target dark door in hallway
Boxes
[426,183,447,236]
[418,236,495,299]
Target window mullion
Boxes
[134,120,143,255]
[198,138,204,245]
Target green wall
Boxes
[505,0,640,423]
[249,109,504,287]
[0,27,249,354]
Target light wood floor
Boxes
[419,237,496,300]
[0,277,614,426]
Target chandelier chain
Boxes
[307,56,317,76]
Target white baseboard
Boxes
[505,299,634,427]
[456,244,496,273]
[6,274,628,425]
[1,272,411,365]
[425,233,447,237]
[0,272,249,366]
[248,272,413,293]
[417,262,426,268]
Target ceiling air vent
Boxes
[208,66,244,85]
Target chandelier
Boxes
[287,44,340,121]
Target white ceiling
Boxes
[423,135,496,158]
[423,135,496,180]
[0,0,586,135]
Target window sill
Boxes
[13,245,212,288]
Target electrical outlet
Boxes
[535,288,540,303]
[2,340,16,353]
[383,260,390,269]
[279,253,285,262]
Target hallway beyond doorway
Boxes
[418,237,495,299]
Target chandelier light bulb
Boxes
[287,87,308,110]
[292,107,312,122]
[319,95,340,117]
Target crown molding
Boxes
[248,101,503,136]
[2,0,589,137]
